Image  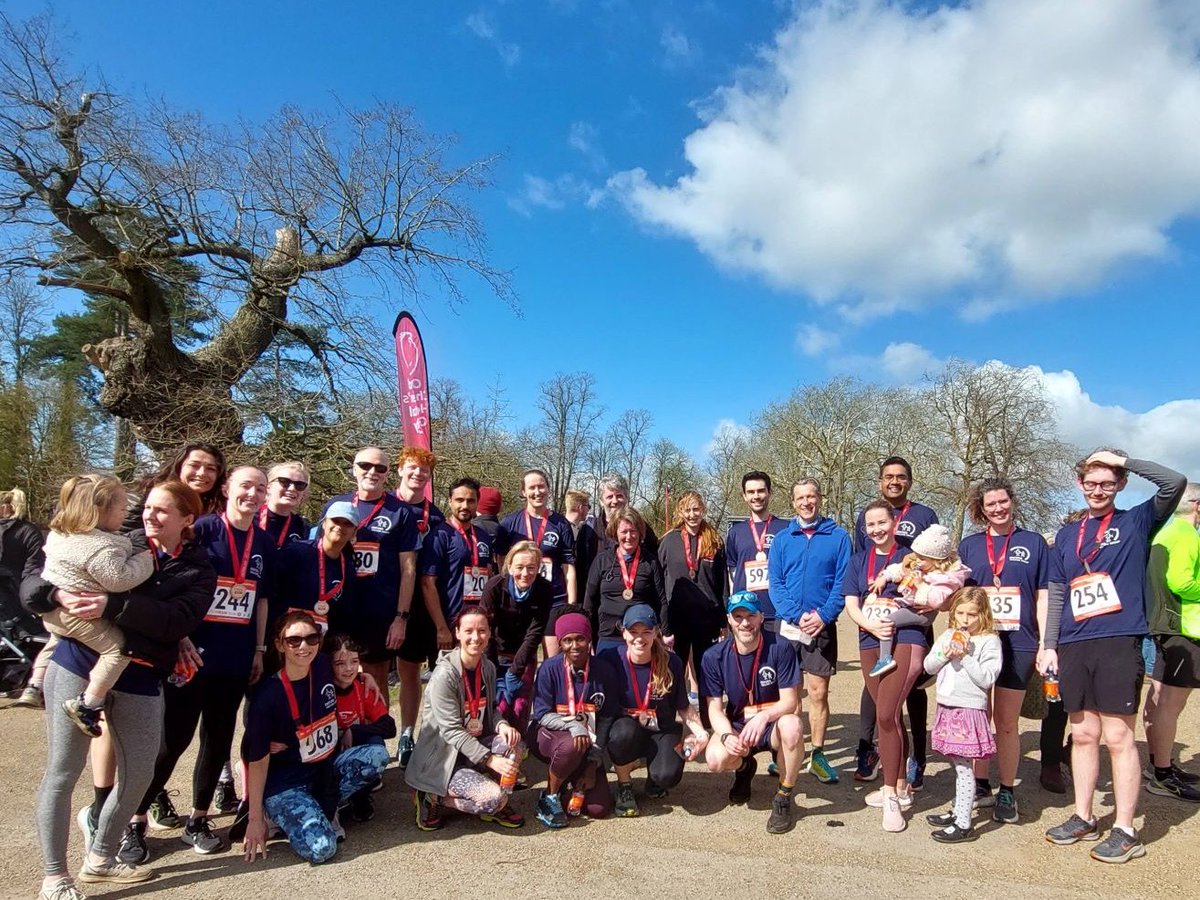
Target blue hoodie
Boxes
[767,516,851,625]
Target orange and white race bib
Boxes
[744,559,769,592]
[1069,572,1121,621]
[862,593,898,624]
[297,712,338,763]
[354,542,380,577]
[986,587,1022,632]
[204,577,256,624]
[463,566,487,602]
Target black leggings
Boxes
[669,621,718,729]
[606,717,685,788]
[1040,698,1070,765]
[859,681,929,767]
[137,670,247,814]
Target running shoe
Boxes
[213,779,239,813]
[39,880,86,900]
[766,791,795,834]
[181,817,222,854]
[868,656,897,678]
[854,747,880,782]
[78,859,153,884]
[906,757,925,792]
[536,790,568,829]
[993,789,1018,823]
[1172,763,1200,785]
[644,778,667,799]
[480,805,525,828]
[148,791,181,830]
[1090,828,1146,864]
[15,683,44,709]
[1146,771,1200,802]
[1045,813,1100,845]
[809,748,839,784]
[1040,763,1067,794]
[881,794,906,833]
[614,782,640,818]
[398,732,415,769]
[62,695,102,738]
[414,791,444,831]
[116,822,149,865]
[866,789,912,810]
[729,756,757,805]
[931,823,976,843]
[349,791,375,822]
[973,783,995,808]
[76,806,95,854]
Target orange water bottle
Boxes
[567,789,585,816]
[1043,670,1061,703]
[499,751,519,792]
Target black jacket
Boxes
[22,529,216,674]
[1,517,45,620]
[658,528,728,635]
[479,573,551,678]
[584,544,668,640]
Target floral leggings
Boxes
[443,733,522,816]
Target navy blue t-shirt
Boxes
[853,501,939,553]
[845,544,920,650]
[725,516,789,616]
[396,496,445,552]
[418,520,494,622]
[496,510,576,605]
[258,507,310,549]
[700,632,800,728]
[599,644,688,733]
[191,514,277,678]
[323,492,418,624]
[243,654,339,799]
[1050,500,1158,644]
[961,528,1049,653]
[272,539,357,633]
[53,638,162,696]
[532,651,619,721]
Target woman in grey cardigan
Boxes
[405,605,527,831]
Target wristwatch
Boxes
[395,610,410,621]
[255,644,267,653]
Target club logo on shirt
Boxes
[543,531,560,547]
[249,554,264,578]
[1009,547,1031,564]
[764,533,776,549]
[589,690,606,708]
[758,666,777,688]
[896,521,917,537]
[321,684,337,708]
[369,516,393,533]
[478,542,491,558]
[1097,527,1121,548]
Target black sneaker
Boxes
[644,778,667,799]
[993,789,1018,823]
[614,781,639,818]
[213,780,239,813]
[148,791,181,830]
[181,818,222,854]
[972,783,995,809]
[1090,828,1146,864]
[932,823,976,843]
[1172,763,1200,785]
[62,695,103,738]
[1045,813,1100,845]
[414,791,444,831]
[766,791,795,834]
[729,756,757,805]
[1146,771,1200,803]
[349,791,375,823]
[116,822,149,865]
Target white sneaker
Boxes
[866,789,912,809]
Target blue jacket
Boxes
[767,516,851,625]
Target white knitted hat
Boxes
[911,524,953,560]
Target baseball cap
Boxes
[622,603,659,630]
[324,501,358,524]
[727,591,762,615]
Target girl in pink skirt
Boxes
[923,587,1002,843]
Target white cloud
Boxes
[568,121,607,170]
[703,418,752,457]
[508,174,600,216]
[796,324,840,356]
[466,12,521,68]
[660,26,698,69]
[825,340,947,384]
[611,0,1200,315]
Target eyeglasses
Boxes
[355,461,389,474]
[283,633,322,649]
[1081,481,1118,493]
[274,476,308,492]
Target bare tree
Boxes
[642,437,703,533]
[534,372,604,509]
[608,408,654,505]
[0,277,50,383]
[0,14,511,451]
[705,420,751,531]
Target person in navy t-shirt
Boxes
[272,502,358,639]
[724,471,788,619]
[701,592,803,835]
[1040,449,1185,863]
[852,456,940,553]
[259,462,312,548]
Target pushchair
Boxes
[0,605,47,697]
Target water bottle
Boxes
[1043,670,1061,703]
[499,751,519,793]
[567,790,585,816]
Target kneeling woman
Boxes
[242,613,380,865]
[405,606,527,831]
[528,612,617,827]
[599,604,708,817]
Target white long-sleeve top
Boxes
[923,629,1002,710]
[43,528,154,594]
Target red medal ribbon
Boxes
[626,653,653,715]
[279,666,315,728]
[893,501,912,524]
[617,547,641,594]
[451,519,480,567]
[1075,510,1114,573]
[352,495,386,529]
[259,505,290,548]
[221,513,255,586]
[462,663,484,720]
[681,530,697,574]
[317,544,345,604]
[564,656,590,716]
[748,515,773,554]
[524,509,549,547]
[867,543,897,583]
[986,528,1015,583]
[733,637,764,707]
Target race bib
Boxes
[744,559,769,592]
[628,709,659,731]
[463,566,487,602]
[205,577,256,624]
[354,541,380,577]
[862,593,898,624]
[539,555,554,582]
[778,619,814,646]
[557,703,597,741]
[297,712,338,763]
[1070,572,1121,621]
[986,587,1022,632]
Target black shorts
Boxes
[1058,635,1144,715]
[1152,635,1200,689]
[396,604,438,667]
[349,612,396,664]
[995,647,1037,691]
[770,620,837,678]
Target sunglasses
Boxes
[355,461,389,474]
[283,633,322,649]
[274,476,309,492]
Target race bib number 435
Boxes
[1070,572,1121,621]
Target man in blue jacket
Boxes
[767,478,851,784]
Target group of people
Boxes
[2,440,1196,900]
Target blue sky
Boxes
[13,0,1200,480]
